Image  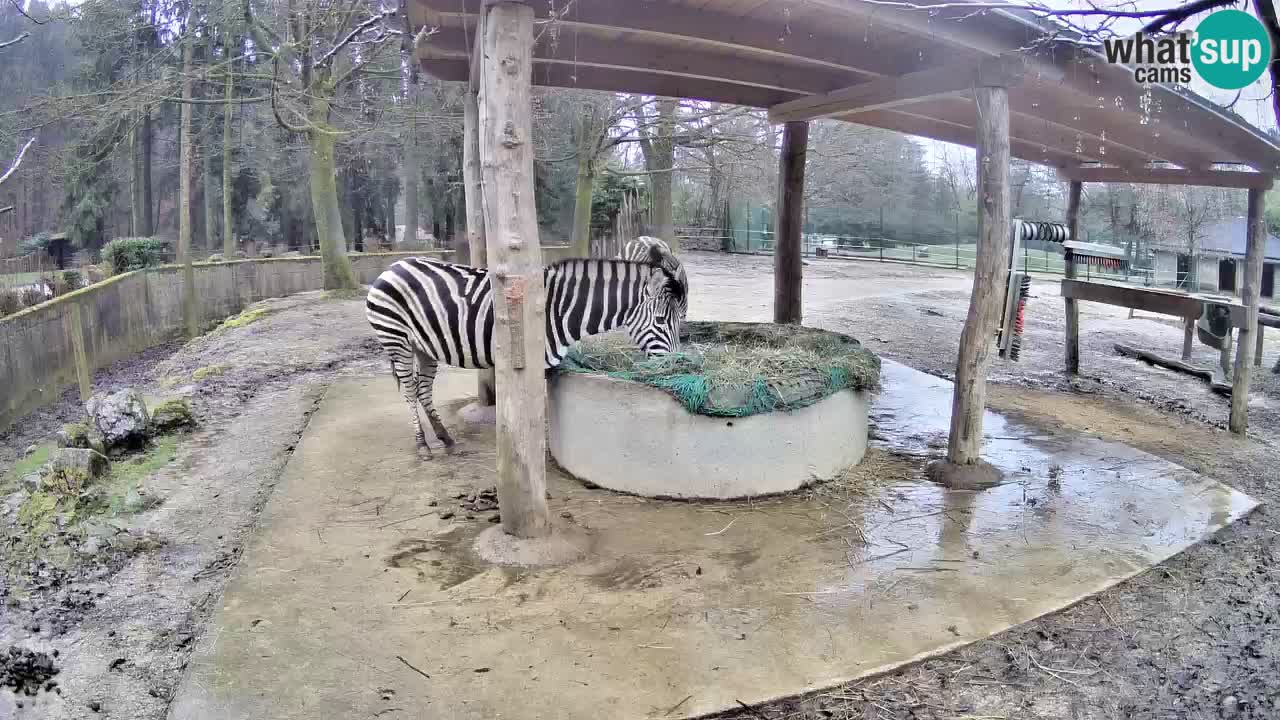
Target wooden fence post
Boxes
[478,0,550,537]
[66,302,92,403]
[773,120,808,325]
[1064,180,1082,374]
[1230,186,1267,433]
[464,33,496,407]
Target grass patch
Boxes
[102,435,177,515]
[215,303,271,332]
[7,443,53,482]
[192,363,230,381]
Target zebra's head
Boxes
[626,243,688,356]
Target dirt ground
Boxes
[1,252,1279,719]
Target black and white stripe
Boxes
[365,251,688,454]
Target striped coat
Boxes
[365,249,687,454]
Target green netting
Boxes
[556,321,881,418]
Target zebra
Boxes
[365,243,688,456]
[622,236,686,293]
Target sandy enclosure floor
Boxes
[1,253,1279,720]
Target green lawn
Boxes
[0,271,45,286]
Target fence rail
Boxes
[674,227,1163,284]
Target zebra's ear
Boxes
[646,242,666,267]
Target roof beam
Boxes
[421,27,859,96]
[852,95,1156,168]
[1058,167,1274,189]
[846,109,1085,169]
[416,55,806,109]
[416,0,932,78]
[769,54,1059,123]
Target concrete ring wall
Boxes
[548,374,869,500]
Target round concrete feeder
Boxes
[548,374,870,501]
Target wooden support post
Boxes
[478,0,550,537]
[66,302,91,403]
[1230,187,1266,434]
[773,120,808,325]
[1256,324,1265,367]
[464,56,496,407]
[1063,181,1082,375]
[944,83,1012,474]
[1182,315,1195,362]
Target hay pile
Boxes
[557,321,880,418]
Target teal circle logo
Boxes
[1192,10,1272,90]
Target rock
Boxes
[20,473,42,492]
[56,423,88,448]
[56,422,105,453]
[24,444,37,456]
[86,389,150,451]
[1221,695,1240,718]
[206,253,224,262]
[282,250,302,258]
[40,448,110,495]
[149,398,196,434]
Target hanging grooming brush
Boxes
[999,272,1031,361]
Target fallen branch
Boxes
[1114,343,1232,396]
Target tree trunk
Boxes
[202,105,217,253]
[945,84,1012,472]
[1064,181,1082,374]
[463,80,495,404]
[307,81,357,289]
[134,109,154,237]
[403,130,420,247]
[479,1,550,538]
[647,98,677,248]
[222,56,236,257]
[1230,187,1266,433]
[178,39,198,338]
[773,121,808,325]
[570,108,598,256]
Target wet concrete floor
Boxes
[169,361,1258,720]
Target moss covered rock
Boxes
[56,422,107,454]
[150,398,196,433]
[41,448,110,496]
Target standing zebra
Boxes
[365,244,688,456]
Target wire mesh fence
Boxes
[673,226,1160,284]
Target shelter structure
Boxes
[408,0,1280,530]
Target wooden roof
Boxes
[410,0,1280,178]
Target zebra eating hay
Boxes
[365,242,688,456]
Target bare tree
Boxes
[0,136,35,188]
[245,0,401,289]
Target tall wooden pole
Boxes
[1229,186,1267,433]
[774,120,808,325]
[1063,180,1082,374]
[945,83,1012,469]
[464,35,496,407]
[478,0,550,538]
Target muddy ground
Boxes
[1,252,1278,719]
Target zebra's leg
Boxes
[413,352,457,451]
[389,355,431,457]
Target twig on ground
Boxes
[396,588,412,603]
[705,517,737,536]
[735,699,770,719]
[395,655,431,680]
[664,694,693,716]
[378,511,439,529]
